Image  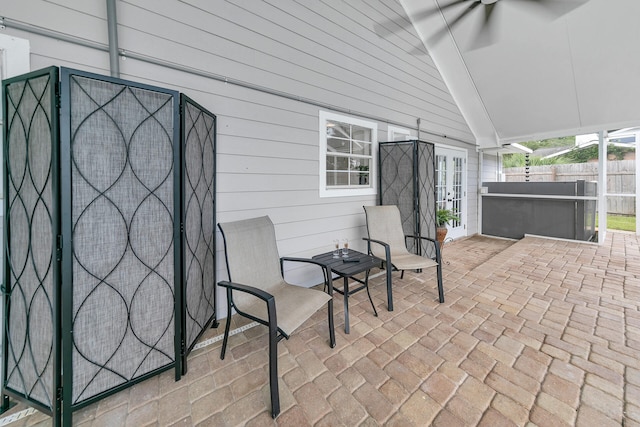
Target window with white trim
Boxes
[319,111,377,197]
[387,125,412,141]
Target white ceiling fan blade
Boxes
[508,0,588,20]
[468,2,498,50]
[428,1,484,46]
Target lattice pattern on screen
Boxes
[4,71,56,410]
[68,74,176,404]
[379,140,436,257]
[380,142,415,235]
[182,97,216,352]
[416,142,436,258]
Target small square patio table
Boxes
[312,249,381,334]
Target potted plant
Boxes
[436,208,459,244]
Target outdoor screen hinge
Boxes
[56,387,63,403]
[56,235,63,262]
[54,80,61,109]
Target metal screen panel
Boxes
[62,70,179,405]
[3,67,59,413]
[180,95,216,370]
[380,141,415,234]
[379,140,436,257]
[416,142,436,258]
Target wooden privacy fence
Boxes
[504,160,636,215]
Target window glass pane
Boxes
[353,158,370,170]
[351,171,369,186]
[326,155,349,171]
[328,121,350,139]
[327,137,350,154]
[436,155,447,209]
[327,171,349,186]
[326,171,337,186]
[352,141,371,156]
[326,155,338,171]
[352,125,371,142]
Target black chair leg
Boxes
[436,263,445,303]
[386,266,393,311]
[327,300,336,348]
[268,322,280,418]
[220,290,233,360]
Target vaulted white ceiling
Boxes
[400,0,640,148]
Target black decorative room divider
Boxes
[379,140,437,258]
[2,67,216,426]
[180,94,218,373]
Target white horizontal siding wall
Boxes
[467,148,479,236]
[482,153,500,183]
[1,0,477,317]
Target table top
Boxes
[312,249,382,277]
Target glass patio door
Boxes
[435,147,467,240]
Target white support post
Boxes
[478,150,484,235]
[636,131,640,235]
[598,131,607,244]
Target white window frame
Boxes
[319,111,377,198]
[387,125,413,141]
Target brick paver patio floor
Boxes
[6,232,640,426]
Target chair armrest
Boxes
[280,257,333,295]
[218,280,274,302]
[362,237,392,267]
[281,257,328,269]
[218,280,278,333]
[404,234,442,262]
[362,236,390,249]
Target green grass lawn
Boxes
[606,214,636,232]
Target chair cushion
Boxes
[236,281,331,336]
[219,216,332,336]
[390,253,438,271]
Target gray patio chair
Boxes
[363,205,444,310]
[217,216,335,418]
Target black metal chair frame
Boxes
[218,256,335,418]
[363,234,444,311]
